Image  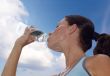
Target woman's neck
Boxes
[63,45,85,69]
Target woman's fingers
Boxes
[28,35,36,43]
[24,26,37,35]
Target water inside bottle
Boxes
[31,30,48,42]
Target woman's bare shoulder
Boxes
[85,54,110,76]
[89,54,110,63]
[86,54,110,63]
[94,54,110,59]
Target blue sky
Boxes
[0,0,110,76]
[23,0,110,33]
[22,0,110,55]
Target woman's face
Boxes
[47,18,70,51]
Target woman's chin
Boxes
[48,45,62,52]
[47,41,62,52]
[51,48,62,52]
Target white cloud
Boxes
[0,0,65,75]
[19,43,54,70]
[0,0,27,59]
[0,0,28,59]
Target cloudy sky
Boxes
[0,0,110,76]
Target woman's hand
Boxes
[1,26,37,76]
[15,26,36,47]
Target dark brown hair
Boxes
[65,15,110,57]
[65,15,94,52]
[93,33,110,57]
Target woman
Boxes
[2,15,110,76]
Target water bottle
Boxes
[31,30,48,42]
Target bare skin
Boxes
[85,54,110,76]
[1,27,36,76]
[48,18,110,76]
[2,18,110,76]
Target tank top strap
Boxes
[82,56,91,76]
[67,56,91,76]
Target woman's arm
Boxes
[1,27,36,76]
[1,43,23,76]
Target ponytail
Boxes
[92,32,100,41]
[93,32,110,57]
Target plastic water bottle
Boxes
[31,30,48,42]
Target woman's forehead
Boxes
[59,18,65,23]
[59,18,68,24]
[56,18,68,28]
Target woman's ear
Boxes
[68,24,78,34]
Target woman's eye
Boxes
[56,26,58,28]
[56,25,59,28]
